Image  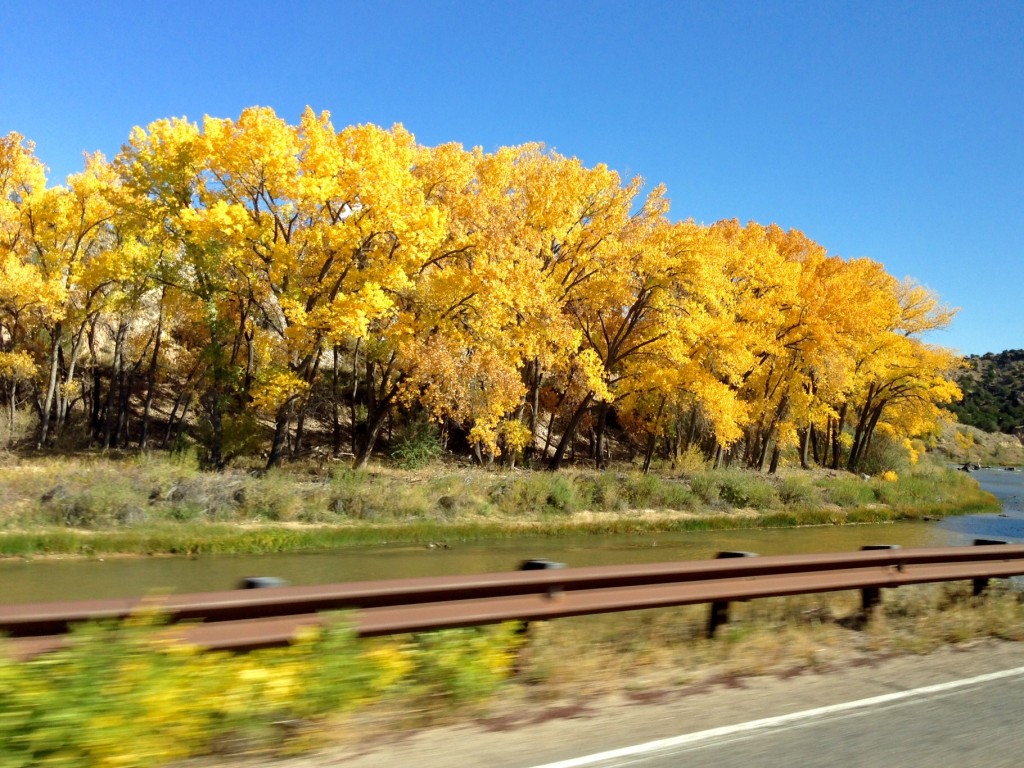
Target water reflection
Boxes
[936,467,1024,541]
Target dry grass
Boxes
[509,582,1024,703]
[305,581,1024,750]
[0,451,1000,556]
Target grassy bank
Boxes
[0,452,1000,557]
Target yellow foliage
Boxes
[0,350,36,381]
[0,109,965,470]
[252,369,310,413]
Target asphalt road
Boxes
[215,639,1024,768]
[532,666,1024,767]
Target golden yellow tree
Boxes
[0,133,49,439]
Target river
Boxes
[2,468,1022,604]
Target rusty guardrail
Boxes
[4,542,1024,658]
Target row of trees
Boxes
[0,107,960,472]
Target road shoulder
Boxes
[196,638,1024,768]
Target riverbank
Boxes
[0,453,1001,558]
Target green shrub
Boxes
[406,624,522,703]
[673,445,710,475]
[717,471,779,510]
[491,473,580,516]
[240,468,316,521]
[194,413,266,469]
[823,476,876,507]
[689,473,722,504]
[390,419,444,469]
[857,432,911,477]
[777,476,821,507]
[543,475,578,514]
[874,474,937,506]
[38,468,152,528]
[582,472,627,511]
[621,473,694,510]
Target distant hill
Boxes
[949,349,1024,435]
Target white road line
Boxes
[528,664,1024,768]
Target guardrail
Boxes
[4,541,1024,658]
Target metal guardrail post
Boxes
[860,545,900,613]
[517,559,566,636]
[707,551,758,638]
[238,577,289,589]
[972,539,1008,596]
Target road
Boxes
[210,639,1024,768]
[531,665,1024,767]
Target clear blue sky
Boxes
[2,0,1020,355]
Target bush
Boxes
[717,471,779,510]
[874,474,935,506]
[326,468,432,520]
[582,472,627,511]
[0,616,521,766]
[39,466,153,528]
[857,432,911,477]
[672,446,710,475]
[194,413,266,469]
[491,473,580,516]
[689,473,722,504]
[405,624,522,703]
[777,476,821,507]
[241,468,313,521]
[543,476,578,514]
[621,473,694,510]
[823,477,876,507]
[390,419,444,469]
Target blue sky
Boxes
[2,0,1021,355]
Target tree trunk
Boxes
[101,321,128,450]
[830,403,848,470]
[331,345,343,456]
[163,392,193,449]
[36,321,63,448]
[594,401,610,469]
[6,381,16,445]
[547,392,595,470]
[206,394,224,469]
[266,399,293,469]
[349,341,361,456]
[352,407,390,469]
[352,358,399,470]
[55,317,92,433]
[140,297,164,449]
[847,387,877,472]
[527,360,542,458]
[683,408,698,453]
[162,390,188,449]
[642,396,666,474]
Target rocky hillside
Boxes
[949,349,1024,436]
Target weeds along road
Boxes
[233,639,1024,768]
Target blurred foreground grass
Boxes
[2,582,1023,767]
